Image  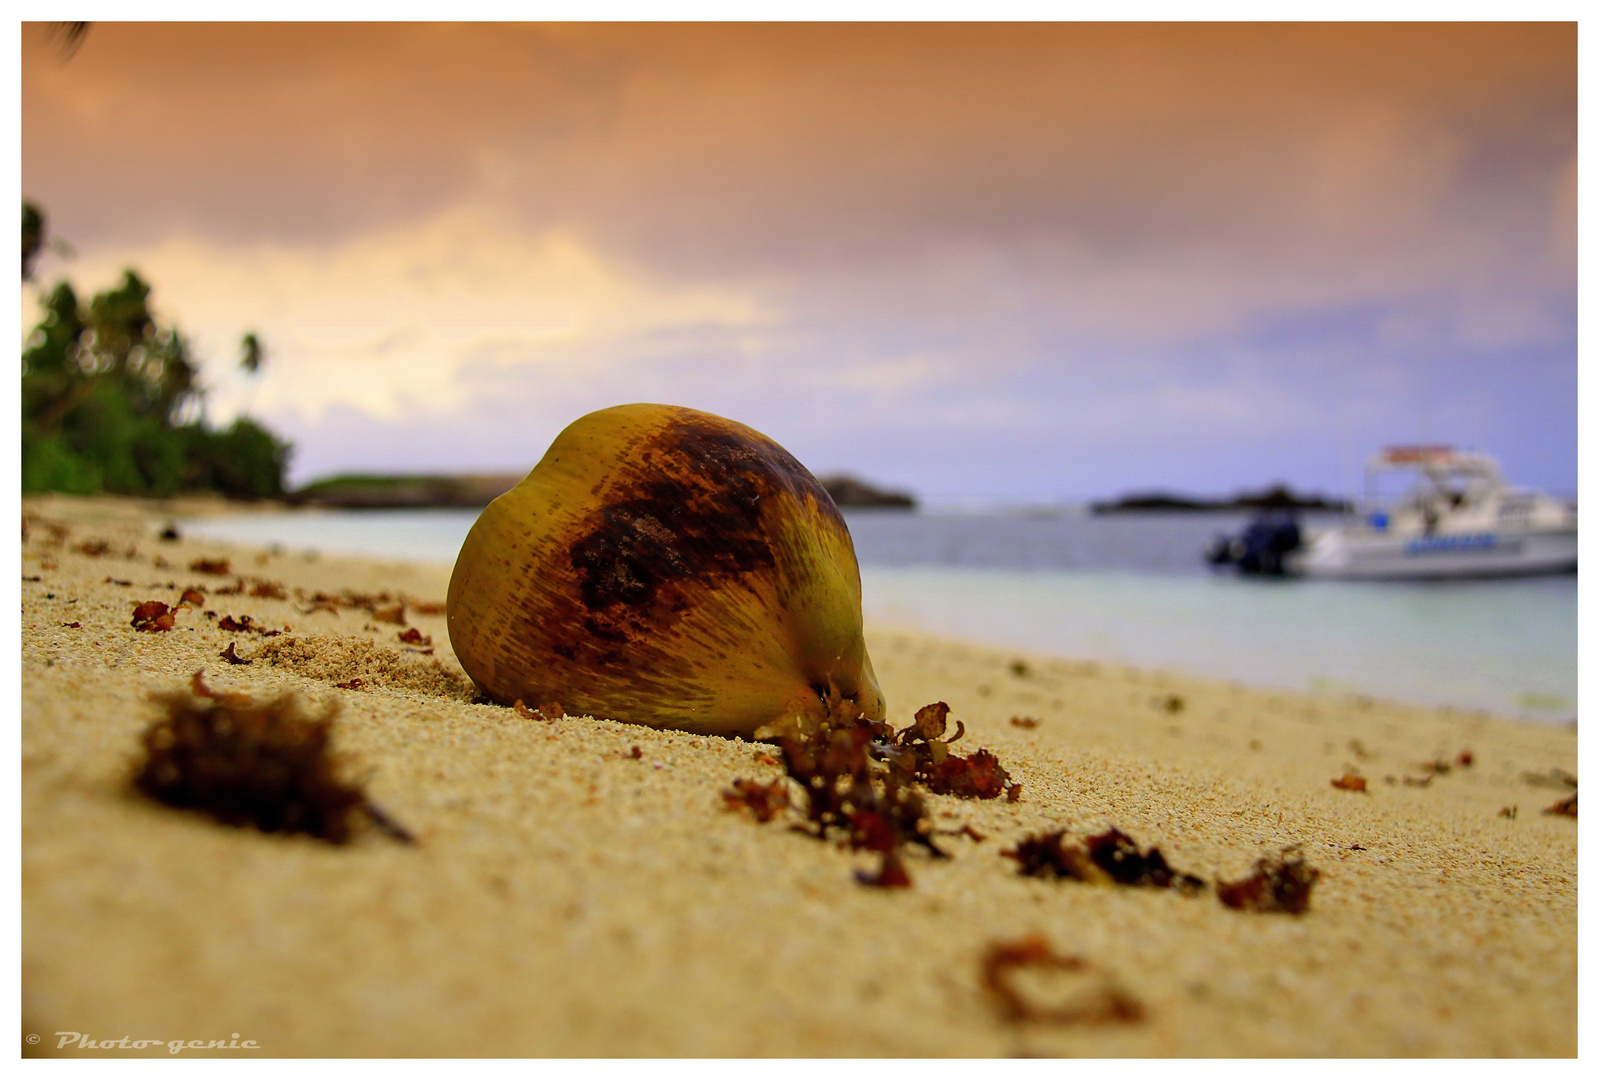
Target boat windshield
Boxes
[1356,450,1501,531]
[1364,469,1474,509]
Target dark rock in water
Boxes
[816,474,917,510]
[1231,483,1348,512]
[1092,491,1212,513]
[1092,482,1349,515]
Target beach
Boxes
[21,494,1578,1057]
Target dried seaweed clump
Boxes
[721,778,791,823]
[217,614,283,636]
[1216,847,1320,914]
[130,600,177,632]
[1003,827,1205,893]
[134,672,412,844]
[292,587,443,620]
[1542,792,1576,818]
[882,701,1021,801]
[981,936,1145,1025]
[744,698,1015,887]
[762,691,946,888]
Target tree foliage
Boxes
[239,331,265,376]
[21,203,292,500]
[47,22,91,59]
[22,201,44,279]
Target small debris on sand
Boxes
[1541,793,1576,818]
[980,936,1145,1025]
[721,778,791,823]
[512,700,564,721]
[1216,847,1320,914]
[130,600,177,632]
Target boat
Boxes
[1284,446,1577,580]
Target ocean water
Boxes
[179,506,1576,722]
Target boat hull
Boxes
[1292,528,1577,580]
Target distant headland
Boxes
[290,473,525,509]
[1089,483,1350,515]
[814,474,917,510]
[291,471,919,510]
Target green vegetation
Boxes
[292,473,524,508]
[21,202,293,500]
[297,474,458,494]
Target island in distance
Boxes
[1089,483,1350,515]
[292,471,918,510]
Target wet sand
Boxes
[20,494,1578,1057]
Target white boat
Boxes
[1288,446,1577,580]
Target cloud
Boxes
[41,203,772,423]
[19,23,1575,497]
[25,24,1574,266]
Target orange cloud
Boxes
[23,23,1572,264]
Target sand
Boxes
[20,493,1578,1057]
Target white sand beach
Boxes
[21,494,1577,1057]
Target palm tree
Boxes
[239,331,267,417]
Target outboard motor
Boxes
[1207,510,1302,576]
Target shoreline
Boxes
[169,498,1578,726]
[21,494,1578,1056]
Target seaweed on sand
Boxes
[134,671,413,845]
[742,697,1020,887]
[758,691,945,888]
[721,778,791,823]
[1215,846,1320,913]
[981,936,1145,1025]
[880,701,1022,801]
[1003,827,1205,893]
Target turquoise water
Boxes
[182,508,478,567]
[859,566,1574,721]
[179,507,1576,722]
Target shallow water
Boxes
[179,506,1576,721]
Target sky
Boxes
[19,21,1577,502]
